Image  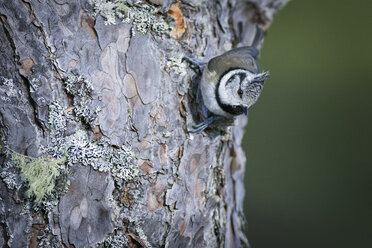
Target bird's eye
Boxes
[237,88,243,97]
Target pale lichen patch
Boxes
[63,74,101,126]
[136,227,152,248]
[111,145,139,181]
[104,232,130,247]
[89,0,169,35]
[166,53,187,76]
[0,161,20,191]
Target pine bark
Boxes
[0,0,286,247]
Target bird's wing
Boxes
[207,47,260,75]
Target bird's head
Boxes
[217,68,269,115]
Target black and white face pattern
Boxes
[217,69,269,114]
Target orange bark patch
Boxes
[19,57,34,76]
[158,144,167,165]
[146,183,164,212]
[68,59,79,68]
[121,187,130,205]
[138,159,153,174]
[81,13,96,39]
[180,221,187,235]
[168,2,186,38]
[178,146,183,159]
[92,125,103,141]
[64,106,75,114]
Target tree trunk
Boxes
[0,0,286,247]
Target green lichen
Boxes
[89,0,169,35]
[11,150,67,204]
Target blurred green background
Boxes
[242,0,372,247]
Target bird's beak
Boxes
[243,107,248,115]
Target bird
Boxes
[185,26,269,133]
